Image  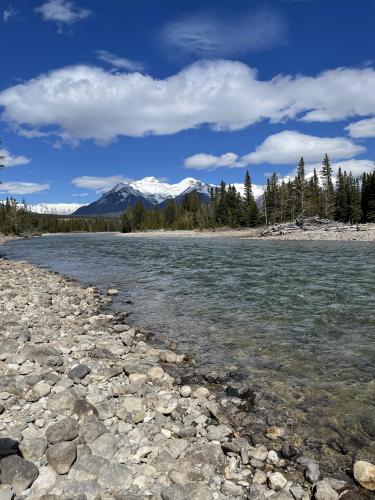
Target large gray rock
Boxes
[47,389,79,415]
[0,455,39,495]
[116,397,145,423]
[46,417,79,444]
[206,424,232,442]
[46,441,77,474]
[90,433,118,460]
[79,415,107,444]
[19,436,48,461]
[97,462,133,490]
[68,454,109,481]
[161,484,213,500]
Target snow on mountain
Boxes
[0,201,86,215]
[129,177,210,203]
[232,183,265,200]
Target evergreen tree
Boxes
[243,170,258,226]
[295,157,306,215]
[320,154,335,219]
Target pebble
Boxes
[353,460,375,491]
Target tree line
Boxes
[264,154,375,224]
[0,198,122,235]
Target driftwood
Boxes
[261,217,361,237]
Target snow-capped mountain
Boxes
[74,177,212,216]
[29,203,86,215]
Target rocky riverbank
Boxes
[0,239,374,499]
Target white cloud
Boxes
[72,175,131,192]
[3,5,16,22]
[2,61,375,143]
[242,131,365,165]
[96,51,143,72]
[161,9,286,57]
[0,148,32,167]
[35,0,91,25]
[0,182,50,195]
[346,117,375,138]
[297,159,375,180]
[184,152,240,170]
[232,183,265,200]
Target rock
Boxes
[281,442,298,459]
[46,441,77,475]
[179,385,191,398]
[266,450,279,465]
[0,455,39,495]
[305,461,320,484]
[266,426,286,440]
[68,364,90,380]
[249,445,268,461]
[97,462,133,490]
[47,389,78,415]
[192,387,210,399]
[117,397,145,423]
[290,483,305,500]
[68,454,109,481]
[268,472,288,491]
[46,417,79,444]
[25,381,51,402]
[161,484,213,500]
[129,373,147,385]
[90,433,118,460]
[248,484,269,500]
[31,465,57,496]
[222,480,244,497]
[107,288,119,295]
[0,485,14,500]
[322,478,348,492]
[19,436,48,461]
[206,424,232,442]
[79,415,106,444]
[353,460,375,491]
[314,481,339,500]
[148,366,165,381]
[253,470,267,485]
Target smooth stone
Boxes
[68,364,91,380]
[46,441,77,475]
[148,366,165,381]
[68,454,109,482]
[353,460,375,491]
[192,387,210,399]
[0,455,39,495]
[179,386,191,398]
[107,288,119,295]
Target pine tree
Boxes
[242,170,258,226]
[320,154,334,219]
[132,201,146,230]
[295,157,306,215]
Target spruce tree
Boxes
[320,154,334,219]
[243,170,258,226]
[296,157,306,215]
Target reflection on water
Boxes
[3,234,375,465]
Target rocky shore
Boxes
[0,239,374,499]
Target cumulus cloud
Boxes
[2,61,375,143]
[96,51,143,72]
[242,131,365,165]
[346,117,375,138]
[0,182,50,195]
[35,0,91,25]
[161,9,286,57]
[72,175,131,192]
[0,148,32,167]
[184,152,240,170]
[297,159,375,180]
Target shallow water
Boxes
[3,234,375,465]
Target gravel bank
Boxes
[0,237,373,499]
[116,225,375,241]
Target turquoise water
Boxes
[3,234,375,468]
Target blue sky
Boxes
[1,0,375,205]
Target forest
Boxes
[1,153,375,235]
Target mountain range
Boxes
[73,177,213,217]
